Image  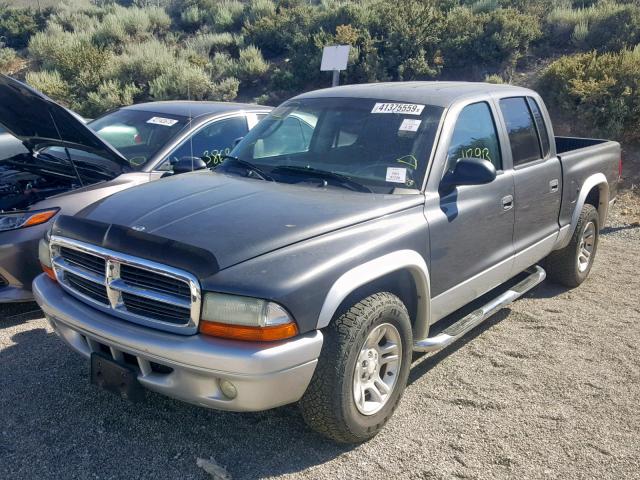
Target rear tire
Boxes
[299,292,412,443]
[544,203,599,288]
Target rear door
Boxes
[498,97,561,270]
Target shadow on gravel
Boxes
[408,309,511,386]
[601,223,640,235]
[525,281,568,300]
[0,302,43,328]
[0,323,356,480]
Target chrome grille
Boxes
[50,236,201,334]
[65,271,109,305]
[60,247,106,276]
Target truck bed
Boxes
[555,136,621,228]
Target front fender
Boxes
[200,205,430,335]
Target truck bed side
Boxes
[556,136,620,229]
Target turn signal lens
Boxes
[42,264,56,281]
[199,320,298,342]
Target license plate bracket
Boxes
[90,352,144,402]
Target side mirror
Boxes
[173,156,207,175]
[440,157,496,192]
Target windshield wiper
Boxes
[271,165,372,193]
[219,155,274,181]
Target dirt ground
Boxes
[1,199,639,480]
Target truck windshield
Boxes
[228,97,444,193]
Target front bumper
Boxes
[33,274,323,411]
[0,222,50,302]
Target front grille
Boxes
[122,292,191,324]
[65,271,109,305]
[120,265,191,300]
[50,237,200,334]
[60,247,106,276]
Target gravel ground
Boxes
[1,213,639,480]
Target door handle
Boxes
[549,179,559,193]
[502,195,514,211]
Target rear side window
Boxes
[499,97,542,166]
[527,97,550,158]
[446,102,502,172]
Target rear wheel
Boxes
[544,203,599,288]
[299,292,412,443]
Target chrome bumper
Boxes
[33,274,323,412]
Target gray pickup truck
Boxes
[34,82,620,443]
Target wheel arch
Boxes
[316,250,431,340]
[574,174,610,230]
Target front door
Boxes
[426,101,515,322]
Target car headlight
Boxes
[200,292,298,341]
[0,208,59,232]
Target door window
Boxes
[446,102,502,173]
[526,97,550,158]
[160,116,248,170]
[499,97,542,166]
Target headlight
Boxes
[200,293,298,341]
[0,208,59,232]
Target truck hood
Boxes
[76,171,424,273]
[0,74,129,169]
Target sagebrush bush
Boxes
[209,52,237,81]
[150,63,214,100]
[25,70,71,103]
[112,39,177,87]
[0,5,51,49]
[234,45,269,83]
[585,5,640,52]
[245,0,276,23]
[84,80,140,117]
[29,26,110,92]
[186,32,237,57]
[0,46,18,74]
[540,47,640,141]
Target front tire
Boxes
[299,292,412,443]
[544,203,599,288]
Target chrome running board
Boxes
[413,266,546,352]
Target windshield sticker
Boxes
[371,103,425,115]
[399,119,422,132]
[396,155,418,170]
[386,167,407,183]
[146,116,179,127]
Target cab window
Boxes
[162,116,248,170]
[526,97,550,158]
[499,97,542,166]
[253,114,316,158]
[446,102,502,173]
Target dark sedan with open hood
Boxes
[0,74,271,302]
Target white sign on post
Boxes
[320,45,350,71]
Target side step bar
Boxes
[413,266,546,353]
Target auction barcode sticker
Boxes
[371,103,425,115]
[386,167,407,183]
[147,116,179,127]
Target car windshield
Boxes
[227,97,444,193]
[87,109,190,167]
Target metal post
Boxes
[332,70,340,87]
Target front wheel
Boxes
[299,292,412,443]
[544,203,600,288]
